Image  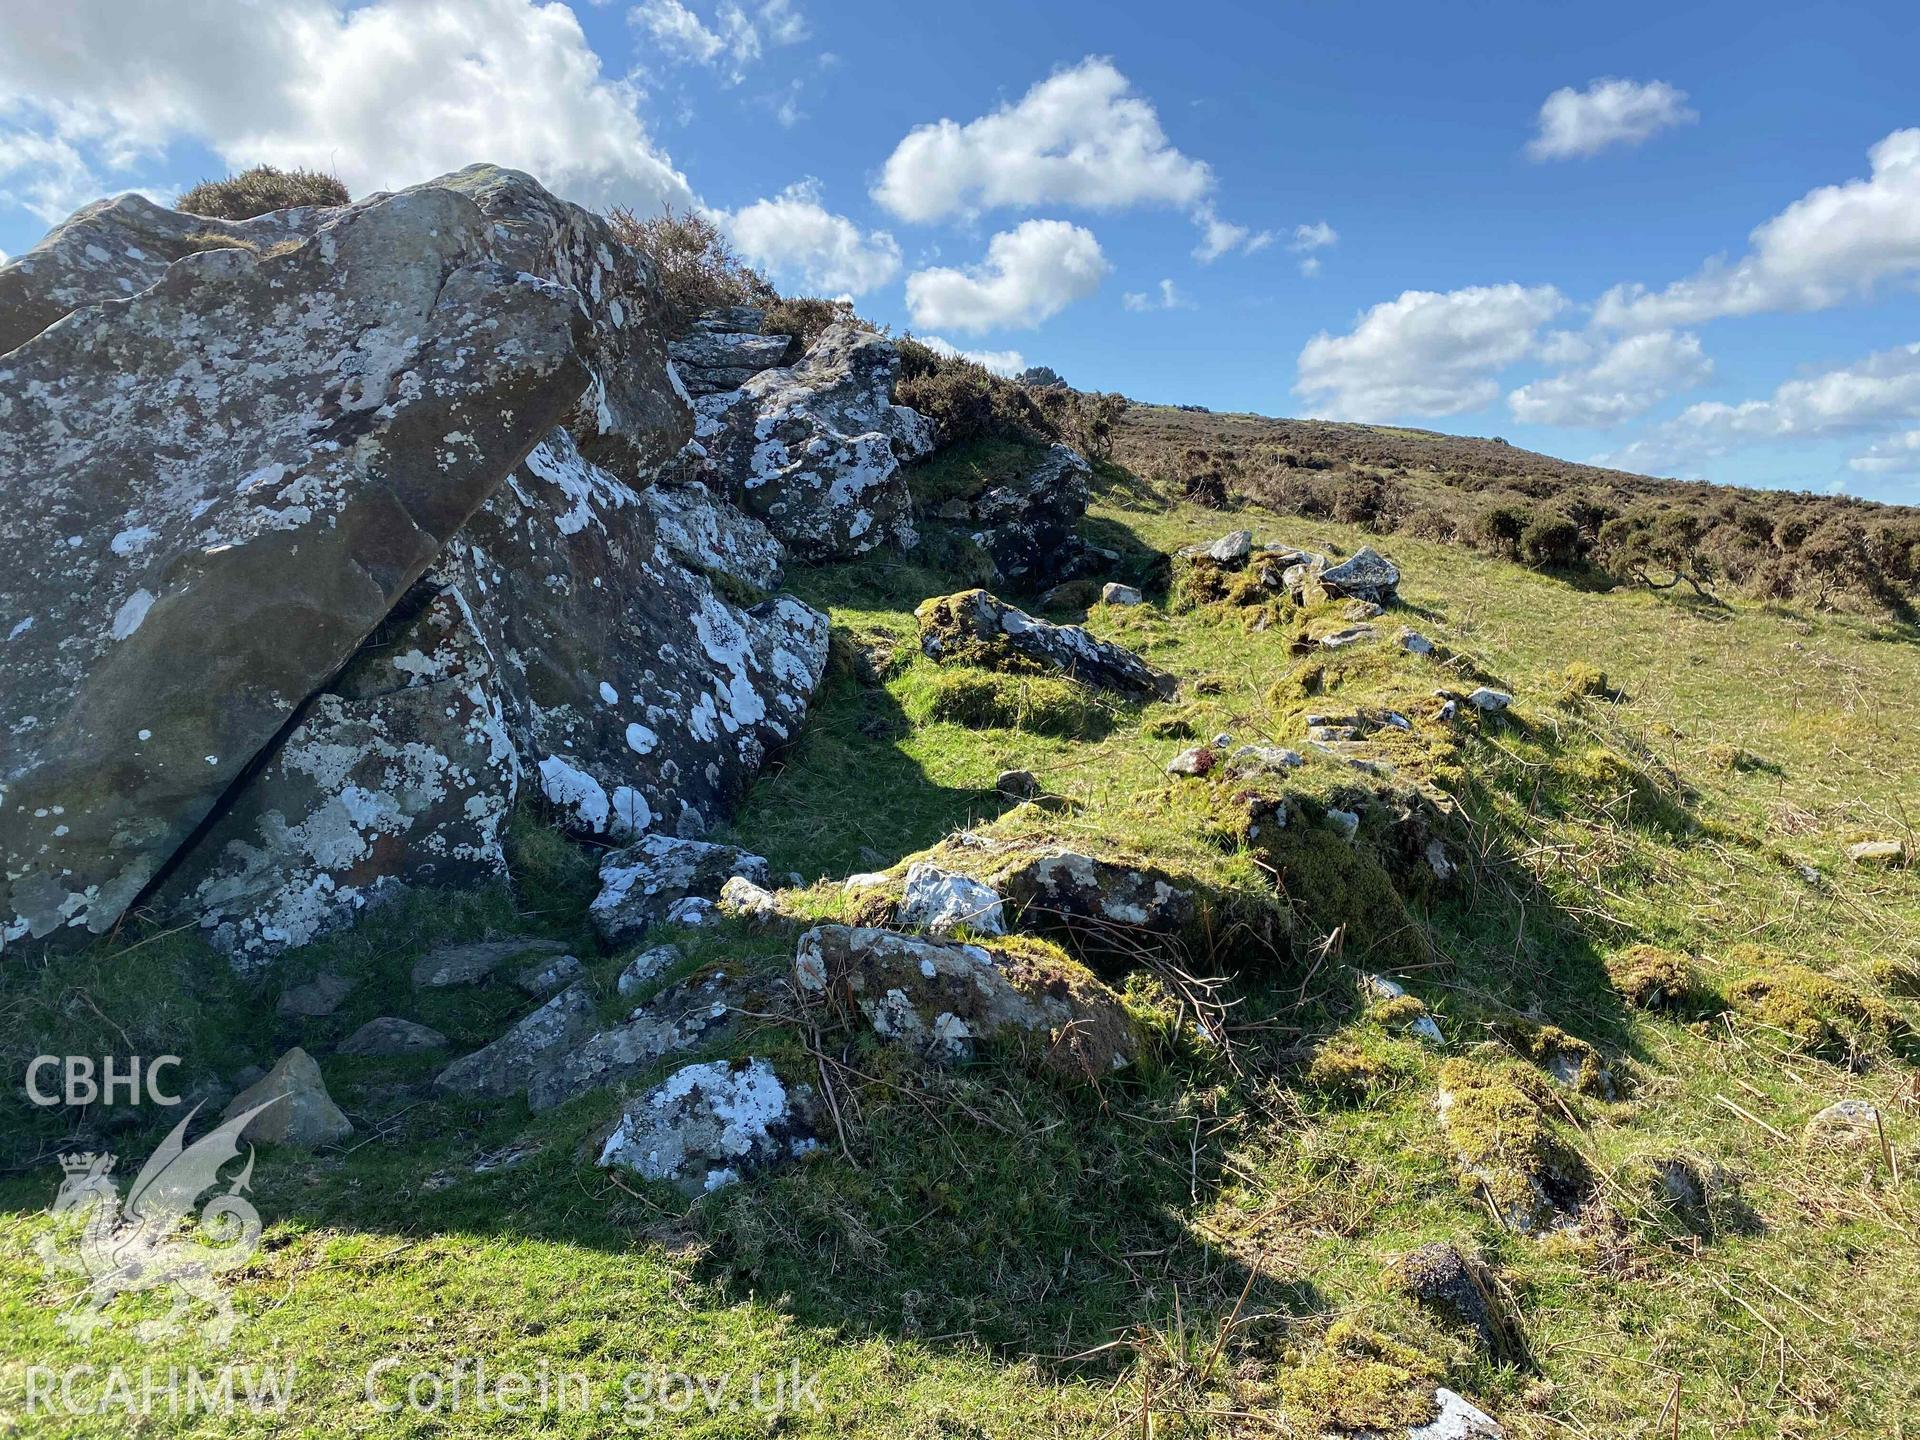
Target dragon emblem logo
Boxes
[35,1099,276,1345]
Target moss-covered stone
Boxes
[1435,1055,1592,1233]
[1605,943,1701,1011]
[1723,947,1911,1062]
[1307,1039,1393,1099]
[1500,1020,1616,1098]
[1279,1321,1442,1436]
[917,668,1109,738]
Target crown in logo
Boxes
[59,1152,114,1176]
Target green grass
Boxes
[3,465,1918,1436]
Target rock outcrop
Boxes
[920,442,1097,588]
[694,323,933,560]
[915,589,1177,700]
[435,983,599,1100]
[0,185,591,948]
[667,309,793,396]
[0,192,332,355]
[2,167,834,961]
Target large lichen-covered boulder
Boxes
[0,192,333,355]
[694,323,934,560]
[426,164,690,477]
[0,187,590,949]
[1318,545,1402,605]
[915,589,1177,700]
[596,1057,819,1195]
[795,925,1134,1078]
[158,429,826,962]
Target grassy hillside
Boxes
[1114,403,1920,616]
[3,452,1918,1438]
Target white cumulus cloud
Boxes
[1289,219,1338,277]
[1191,202,1271,263]
[1123,278,1187,312]
[1527,78,1696,161]
[873,57,1213,223]
[630,0,800,83]
[1670,341,1920,443]
[1850,429,1920,476]
[905,219,1109,333]
[1507,330,1712,427]
[0,0,695,224]
[720,180,899,295]
[918,335,1026,377]
[1597,129,1920,329]
[1295,283,1567,420]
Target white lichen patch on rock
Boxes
[597,1057,818,1195]
[693,323,933,561]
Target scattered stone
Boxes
[1435,1058,1591,1235]
[795,925,1133,1076]
[1392,1243,1504,1354]
[589,836,771,947]
[1846,839,1907,867]
[840,871,893,892]
[514,953,584,998]
[915,589,1177,700]
[717,875,780,923]
[1320,625,1377,650]
[995,769,1041,799]
[1803,1099,1884,1149]
[1399,628,1436,656]
[338,1017,448,1058]
[596,1057,818,1195]
[1413,1388,1505,1439]
[1361,973,1445,1045]
[434,984,599,1100]
[1166,746,1217,777]
[1225,745,1305,778]
[1425,839,1457,883]
[1436,698,1459,722]
[1325,808,1362,841]
[667,897,716,927]
[1466,688,1511,714]
[1101,582,1144,606]
[1211,732,1234,748]
[997,849,1194,936]
[1317,545,1401,604]
[528,969,759,1112]
[413,938,568,990]
[222,1047,353,1148]
[693,324,933,560]
[616,945,684,996]
[276,972,356,1019]
[897,863,1007,937]
[1192,530,1253,564]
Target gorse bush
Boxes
[607,206,776,336]
[763,296,871,348]
[178,165,349,220]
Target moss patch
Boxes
[911,668,1111,738]
[1435,1056,1592,1232]
[1723,947,1911,1063]
[1605,943,1701,1011]
[1279,1321,1441,1436]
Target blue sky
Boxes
[1,0,1917,499]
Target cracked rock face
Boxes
[596,1057,819,1195]
[159,427,826,962]
[694,323,933,560]
[0,185,590,948]
[915,589,1178,700]
[795,924,1134,1077]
